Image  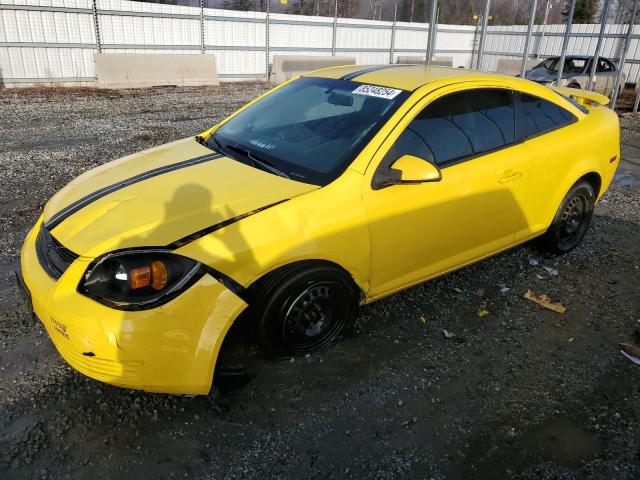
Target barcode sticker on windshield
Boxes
[352,84,402,99]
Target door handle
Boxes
[498,170,523,184]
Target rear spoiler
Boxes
[549,86,610,107]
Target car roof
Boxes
[545,55,611,61]
[304,64,515,91]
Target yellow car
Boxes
[19,65,620,395]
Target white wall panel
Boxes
[271,12,331,50]
[215,50,263,77]
[203,8,266,75]
[2,0,640,85]
[99,14,199,46]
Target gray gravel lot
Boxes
[0,84,639,480]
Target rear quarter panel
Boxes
[523,103,619,238]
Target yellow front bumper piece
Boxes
[19,222,248,395]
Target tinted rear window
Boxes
[518,93,576,139]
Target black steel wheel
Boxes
[538,180,595,254]
[251,262,360,358]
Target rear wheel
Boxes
[538,180,595,254]
[251,263,360,358]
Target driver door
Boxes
[363,86,531,299]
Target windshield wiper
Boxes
[207,135,224,154]
[221,142,290,180]
[209,134,291,179]
[246,150,291,180]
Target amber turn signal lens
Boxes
[130,266,151,289]
[151,260,168,290]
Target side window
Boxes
[598,59,613,72]
[385,88,516,167]
[384,128,436,164]
[517,93,576,139]
[565,58,587,74]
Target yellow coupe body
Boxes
[19,65,620,395]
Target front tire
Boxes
[538,180,595,254]
[252,263,360,358]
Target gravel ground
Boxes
[0,84,639,480]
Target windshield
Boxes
[210,77,409,185]
[537,57,586,75]
[538,58,558,72]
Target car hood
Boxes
[44,137,318,257]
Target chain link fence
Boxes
[1,0,640,108]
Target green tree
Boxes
[398,0,427,23]
[564,0,598,22]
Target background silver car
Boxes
[524,55,624,98]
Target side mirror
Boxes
[391,154,442,183]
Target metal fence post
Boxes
[91,0,101,54]
[520,0,538,76]
[611,0,638,107]
[200,0,205,54]
[535,0,552,59]
[587,0,611,90]
[265,0,270,79]
[425,0,438,66]
[470,15,481,68]
[476,0,491,70]
[332,0,338,56]
[555,0,575,85]
[389,2,397,64]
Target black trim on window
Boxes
[375,88,520,174]
[554,91,590,114]
[514,91,578,143]
[436,89,584,169]
[435,140,521,169]
[372,86,582,187]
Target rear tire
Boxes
[538,180,595,254]
[251,263,360,359]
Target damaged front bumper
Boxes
[19,223,248,395]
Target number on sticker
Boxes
[352,84,402,99]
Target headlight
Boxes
[80,250,203,310]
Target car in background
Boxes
[524,55,623,98]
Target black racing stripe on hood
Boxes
[45,152,223,231]
[168,199,289,249]
[340,64,404,81]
